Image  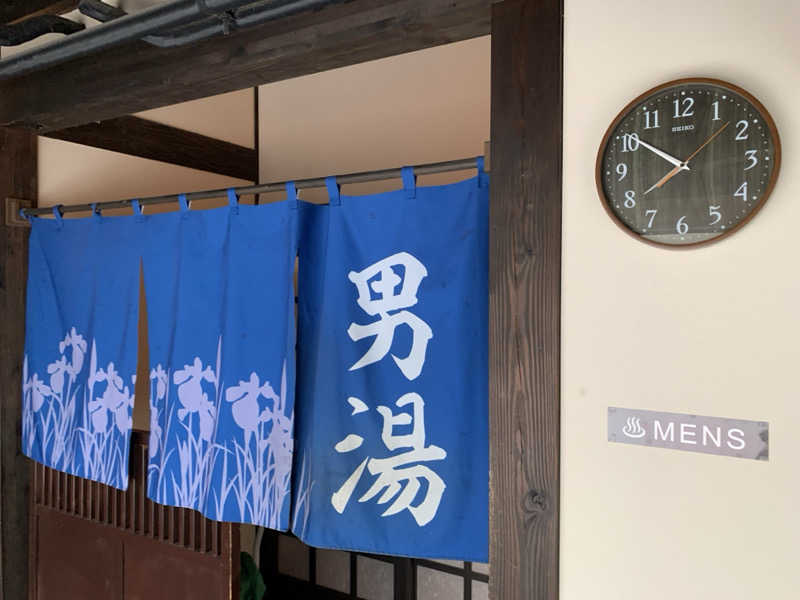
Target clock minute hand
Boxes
[636,138,684,168]
[643,122,730,195]
[683,121,730,165]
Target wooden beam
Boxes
[0,0,491,132]
[2,1,79,25]
[0,127,37,600]
[45,116,258,181]
[489,0,562,599]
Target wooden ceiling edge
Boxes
[3,1,80,25]
[43,116,258,182]
[0,0,491,132]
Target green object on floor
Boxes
[240,551,266,600]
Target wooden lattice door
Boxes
[28,431,239,600]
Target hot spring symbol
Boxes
[622,416,647,439]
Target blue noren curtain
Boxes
[292,164,489,560]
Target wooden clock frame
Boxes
[595,77,782,249]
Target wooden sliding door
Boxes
[28,431,239,600]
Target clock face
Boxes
[597,78,781,247]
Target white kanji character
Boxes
[347,252,433,380]
[330,393,447,526]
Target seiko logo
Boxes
[671,124,695,133]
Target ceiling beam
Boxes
[2,1,80,25]
[0,0,491,132]
[44,116,258,181]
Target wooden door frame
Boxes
[0,1,563,598]
[488,1,563,599]
[0,127,37,600]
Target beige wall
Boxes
[258,36,490,202]
[136,89,256,148]
[562,1,800,599]
[38,140,249,208]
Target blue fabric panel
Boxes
[22,210,142,490]
[292,167,489,561]
[143,196,298,529]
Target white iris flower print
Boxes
[22,329,134,489]
[147,337,293,528]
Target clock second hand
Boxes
[643,121,730,195]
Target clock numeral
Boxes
[645,209,658,229]
[624,190,636,208]
[744,149,758,170]
[616,163,628,181]
[676,216,688,235]
[734,182,748,201]
[672,97,695,118]
[644,109,660,129]
[709,205,722,226]
[620,133,640,153]
[735,119,749,141]
[712,100,721,121]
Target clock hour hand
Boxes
[644,163,687,195]
[636,138,684,168]
[642,122,730,195]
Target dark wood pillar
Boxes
[489,1,563,599]
[0,127,37,600]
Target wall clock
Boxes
[596,78,781,248]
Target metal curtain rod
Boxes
[0,0,341,80]
[22,156,484,218]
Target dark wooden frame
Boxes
[44,116,259,182]
[0,0,493,131]
[0,0,564,598]
[1,1,79,25]
[489,1,562,599]
[0,126,37,600]
[595,77,782,250]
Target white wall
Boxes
[562,1,800,599]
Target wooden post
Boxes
[0,127,37,600]
[489,1,563,599]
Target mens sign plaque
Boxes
[608,407,768,461]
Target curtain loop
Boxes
[476,156,487,188]
[90,203,103,222]
[401,166,416,199]
[178,193,189,212]
[19,207,32,223]
[326,176,341,207]
[52,205,64,229]
[131,199,144,221]
[286,181,299,210]
[227,188,239,214]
